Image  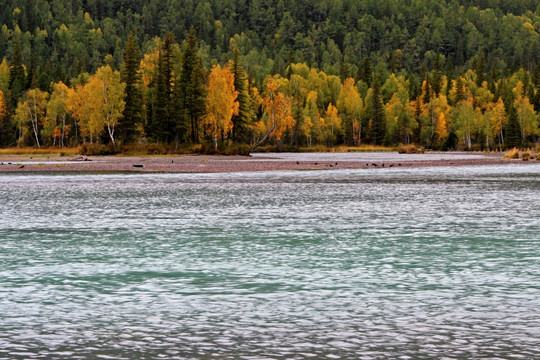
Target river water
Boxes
[1,164,539,359]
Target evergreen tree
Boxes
[422,75,431,105]
[339,58,350,81]
[357,57,372,85]
[26,52,37,89]
[455,77,465,103]
[431,54,442,96]
[152,33,174,143]
[229,49,251,143]
[8,37,26,109]
[370,75,385,145]
[176,27,206,143]
[475,53,486,86]
[504,105,521,148]
[121,32,143,144]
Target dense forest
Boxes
[0,0,540,152]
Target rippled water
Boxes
[1,165,539,359]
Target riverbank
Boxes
[0,152,537,173]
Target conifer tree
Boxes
[475,53,486,86]
[152,33,174,143]
[455,77,465,103]
[357,57,372,85]
[370,75,385,145]
[8,37,26,109]
[431,54,442,96]
[229,49,252,143]
[176,27,206,143]
[422,76,431,105]
[121,32,143,144]
[26,52,37,90]
[504,105,521,149]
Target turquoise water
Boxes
[1,165,539,359]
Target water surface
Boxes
[1,165,539,359]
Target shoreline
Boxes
[0,153,537,173]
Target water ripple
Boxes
[0,164,539,359]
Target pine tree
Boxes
[176,27,206,143]
[8,37,26,110]
[339,58,350,81]
[504,105,521,149]
[431,54,442,96]
[229,49,252,143]
[357,57,372,85]
[422,75,431,105]
[121,32,143,144]
[455,77,465,103]
[26,52,37,89]
[370,75,385,145]
[475,53,486,86]
[152,33,174,143]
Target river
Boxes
[1,164,539,359]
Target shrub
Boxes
[145,143,167,155]
[504,147,520,159]
[78,143,119,155]
[521,151,532,161]
[397,143,424,154]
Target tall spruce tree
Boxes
[176,27,205,143]
[229,49,251,143]
[370,75,385,145]
[475,53,486,86]
[121,32,143,144]
[152,33,174,143]
[8,37,26,109]
[431,54,442,97]
[504,105,521,149]
[357,57,372,85]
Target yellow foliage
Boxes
[140,50,160,88]
[201,65,239,149]
[262,76,294,141]
[0,90,7,119]
[0,58,9,94]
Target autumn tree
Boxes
[14,88,48,147]
[45,82,70,147]
[67,84,96,143]
[323,103,340,146]
[0,90,10,146]
[202,65,239,151]
[450,100,475,149]
[337,78,363,145]
[251,76,294,151]
[0,59,9,96]
[86,65,126,145]
[484,97,506,150]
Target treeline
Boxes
[0,0,540,151]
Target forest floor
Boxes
[0,152,537,173]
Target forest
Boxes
[0,0,540,152]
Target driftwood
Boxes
[73,155,91,161]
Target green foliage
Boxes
[505,106,522,149]
[1,1,540,151]
[229,49,252,143]
[120,32,143,144]
[370,76,385,145]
